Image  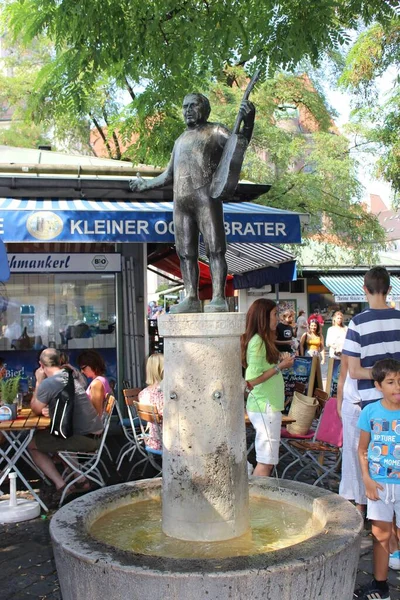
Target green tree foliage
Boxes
[205,73,385,263]
[3,0,397,153]
[1,1,388,260]
[340,19,400,197]
[0,34,52,148]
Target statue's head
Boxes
[182,93,210,126]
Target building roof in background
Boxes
[368,193,400,242]
[0,145,126,167]
[0,145,274,203]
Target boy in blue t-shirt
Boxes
[357,358,400,600]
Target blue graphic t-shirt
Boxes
[358,401,400,484]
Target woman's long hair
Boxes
[241,299,279,368]
[308,319,321,336]
[332,311,345,327]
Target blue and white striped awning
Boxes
[0,198,302,244]
[320,274,400,302]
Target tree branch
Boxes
[158,23,169,45]
[124,76,136,101]
[90,113,113,159]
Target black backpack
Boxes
[49,368,75,439]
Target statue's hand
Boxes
[239,100,255,126]
[129,173,148,193]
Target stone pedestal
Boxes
[158,312,249,542]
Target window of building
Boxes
[0,272,116,352]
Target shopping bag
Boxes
[286,391,318,435]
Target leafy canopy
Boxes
[204,73,385,264]
[1,0,389,261]
[0,33,52,148]
[3,0,398,139]
[340,18,400,197]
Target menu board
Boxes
[325,357,341,398]
[283,355,322,402]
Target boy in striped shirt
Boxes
[343,267,400,408]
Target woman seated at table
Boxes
[138,353,164,451]
[77,350,112,417]
[299,320,325,365]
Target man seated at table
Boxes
[28,348,103,507]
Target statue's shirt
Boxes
[173,123,230,197]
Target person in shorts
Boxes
[28,348,103,506]
[356,358,400,600]
[241,299,294,477]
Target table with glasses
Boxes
[0,409,51,511]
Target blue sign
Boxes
[0,238,10,281]
[0,200,302,244]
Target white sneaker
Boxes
[389,550,400,570]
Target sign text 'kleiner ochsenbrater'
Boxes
[0,209,301,244]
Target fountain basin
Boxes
[50,478,363,600]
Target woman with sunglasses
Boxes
[77,350,112,417]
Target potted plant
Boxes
[0,376,21,419]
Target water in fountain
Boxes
[90,492,321,559]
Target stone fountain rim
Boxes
[50,478,363,575]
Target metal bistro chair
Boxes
[122,389,156,480]
[281,396,343,489]
[280,387,328,464]
[57,394,116,506]
[132,400,162,477]
[116,388,141,472]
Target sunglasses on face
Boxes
[80,365,88,371]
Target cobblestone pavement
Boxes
[1,433,400,599]
[1,517,61,600]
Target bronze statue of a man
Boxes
[130,93,255,313]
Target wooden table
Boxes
[0,409,51,511]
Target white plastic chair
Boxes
[57,394,116,506]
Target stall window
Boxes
[0,272,116,351]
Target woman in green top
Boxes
[241,299,294,477]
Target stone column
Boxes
[158,312,249,542]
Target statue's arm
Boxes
[129,149,174,193]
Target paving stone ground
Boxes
[1,430,400,599]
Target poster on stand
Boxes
[282,355,323,402]
[325,357,341,398]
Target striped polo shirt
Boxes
[342,308,400,406]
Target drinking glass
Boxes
[16,393,24,413]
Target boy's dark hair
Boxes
[364,267,390,296]
[372,358,400,383]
